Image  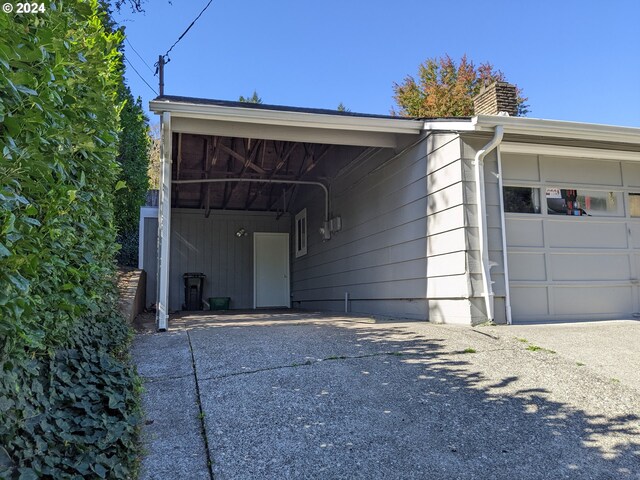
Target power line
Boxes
[125,57,159,96]
[125,37,154,74]
[157,0,214,70]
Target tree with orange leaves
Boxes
[392,54,528,117]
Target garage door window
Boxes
[503,186,541,213]
[546,188,623,217]
[629,194,640,218]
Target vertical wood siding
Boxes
[143,209,289,310]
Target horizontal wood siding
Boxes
[425,134,471,316]
[290,136,431,319]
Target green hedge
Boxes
[0,1,141,477]
[0,0,122,358]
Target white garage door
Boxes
[502,152,640,323]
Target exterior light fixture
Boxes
[235,228,247,238]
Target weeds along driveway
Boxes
[132,312,640,480]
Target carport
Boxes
[149,97,424,330]
[143,89,640,329]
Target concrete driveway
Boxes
[132,312,640,480]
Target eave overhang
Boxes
[425,115,640,146]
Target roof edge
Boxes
[472,115,640,145]
[150,96,424,135]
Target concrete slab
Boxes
[132,330,194,379]
[132,312,640,479]
[483,320,640,392]
[132,329,211,480]
[137,376,210,480]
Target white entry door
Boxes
[254,233,290,308]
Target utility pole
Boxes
[158,55,165,96]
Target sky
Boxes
[115,0,640,128]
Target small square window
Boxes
[295,209,307,257]
[503,187,541,214]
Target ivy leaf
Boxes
[17,467,38,480]
[0,242,10,258]
[114,180,127,191]
[67,190,77,202]
[92,463,107,478]
[0,446,14,468]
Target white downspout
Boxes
[496,147,513,325]
[473,125,504,323]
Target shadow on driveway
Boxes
[133,312,640,480]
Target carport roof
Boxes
[149,95,426,140]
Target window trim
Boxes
[295,208,307,258]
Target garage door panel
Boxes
[550,254,631,281]
[553,286,633,315]
[629,223,640,249]
[510,287,548,316]
[546,221,628,249]
[541,157,622,186]
[506,218,544,247]
[622,163,640,188]
[502,154,539,181]
[508,253,546,281]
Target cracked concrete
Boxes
[132,312,640,479]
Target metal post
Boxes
[156,112,172,331]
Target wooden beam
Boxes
[245,142,299,210]
[222,139,263,209]
[200,136,219,210]
[219,143,266,175]
[221,138,233,209]
[299,145,332,178]
[173,133,183,208]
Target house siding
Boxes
[143,209,289,311]
[290,135,430,320]
[426,134,480,324]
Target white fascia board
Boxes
[423,120,476,131]
[501,142,640,162]
[149,100,423,135]
[473,115,640,145]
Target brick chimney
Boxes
[473,81,518,116]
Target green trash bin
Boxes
[209,297,230,310]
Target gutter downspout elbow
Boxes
[473,125,504,323]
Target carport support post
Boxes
[156,111,172,331]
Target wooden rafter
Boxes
[173,133,183,208]
[219,143,266,175]
[298,145,332,179]
[200,136,219,212]
[245,142,298,210]
[221,138,234,209]
[222,139,263,209]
